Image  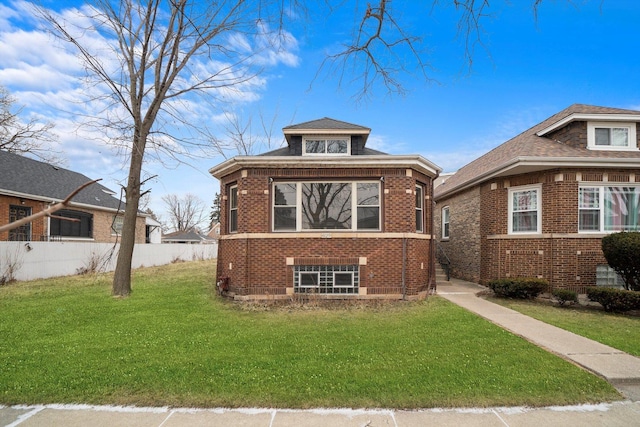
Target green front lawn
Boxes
[489,298,640,356]
[0,262,620,408]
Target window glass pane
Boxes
[605,187,640,231]
[305,140,325,153]
[611,128,629,146]
[579,187,599,208]
[112,216,124,234]
[334,273,353,287]
[357,207,379,230]
[230,187,238,209]
[595,128,610,145]
[302,183,352,229]
[357,183,379,205]
[512,212,538,232]
[300,272,319,287]
[274,183,296,205]
[274,207,296,230]
[579,210,600,231]
[512,190,537,211]
[415,186,423,208]
[327,139,348,153]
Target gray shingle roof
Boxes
[434,104,640,200]
[0,150,124,210]
[283,117,370,131]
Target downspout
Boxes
[401,237,407,300]
[431,199,436,293]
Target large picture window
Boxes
[50,209,93,238]
[273,181,380,231]
[579,186,640,232]
[509,186,541,234]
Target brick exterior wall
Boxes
[437,168,640,292]
[434,186,481,282]
[216,167,435,299]
[0,194,145,243]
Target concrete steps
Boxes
[435,264,450,284]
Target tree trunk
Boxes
[112,135,145,296]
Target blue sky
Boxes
[1,0,639,226]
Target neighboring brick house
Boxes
[434,104,640,291]
[0,150,146,243]
[209,118,441,300]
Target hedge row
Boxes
[487,278,548,299]
[586,287,640,313]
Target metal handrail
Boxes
[435,239,451,281]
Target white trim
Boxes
[333,271,355,288]
[209,155,441,179]
[283,128,370,136]
[228,185,238,233]
[441,206,450,239]
[508,184,542,235]
[586,121,638,151]
[415,184,424,233]
[536,113,640,136]
[298,271,320,288]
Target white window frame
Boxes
[229,185,238,233]
[302,136,351,156]
[111,215,124,235]
[578,184,640,233]
[333,272,355,288]
[441,206,450,239]
[299,272,320,288]
[508,185,542,234]
[272,181,380,232]
[415,185,424,233]
[587,122,638,151]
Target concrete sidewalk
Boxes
[3,279,640,426]
[2,401,640,426]
[437,278,640,401]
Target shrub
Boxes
[487,278,548,299]
[552,289,578,306]
[586,287,640,313]
[601,231,640,291]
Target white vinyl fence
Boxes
[0,241,217,282]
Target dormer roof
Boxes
[434,104,640,200]
[282,117,371,145]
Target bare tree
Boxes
[0,85,61,164]
[162,193,207,232]
[211,110,283,158]
[38,0,293,296]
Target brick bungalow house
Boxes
[434,104,640,291]
[209,118,441,300]
[0,150,147,243]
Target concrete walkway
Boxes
[437,278,640,401]
[2,279,640,426]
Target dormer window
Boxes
[303,136,350,155]
[587,122,637,151]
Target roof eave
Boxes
[537,113,640,136]
[435,156,640,200]
[209,155,441,180]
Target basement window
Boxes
[294,265,359,294]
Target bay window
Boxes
[579,186,640,232]
[509,185,541,234]
[272,181,380,231]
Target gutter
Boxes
[435,156,640,200]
